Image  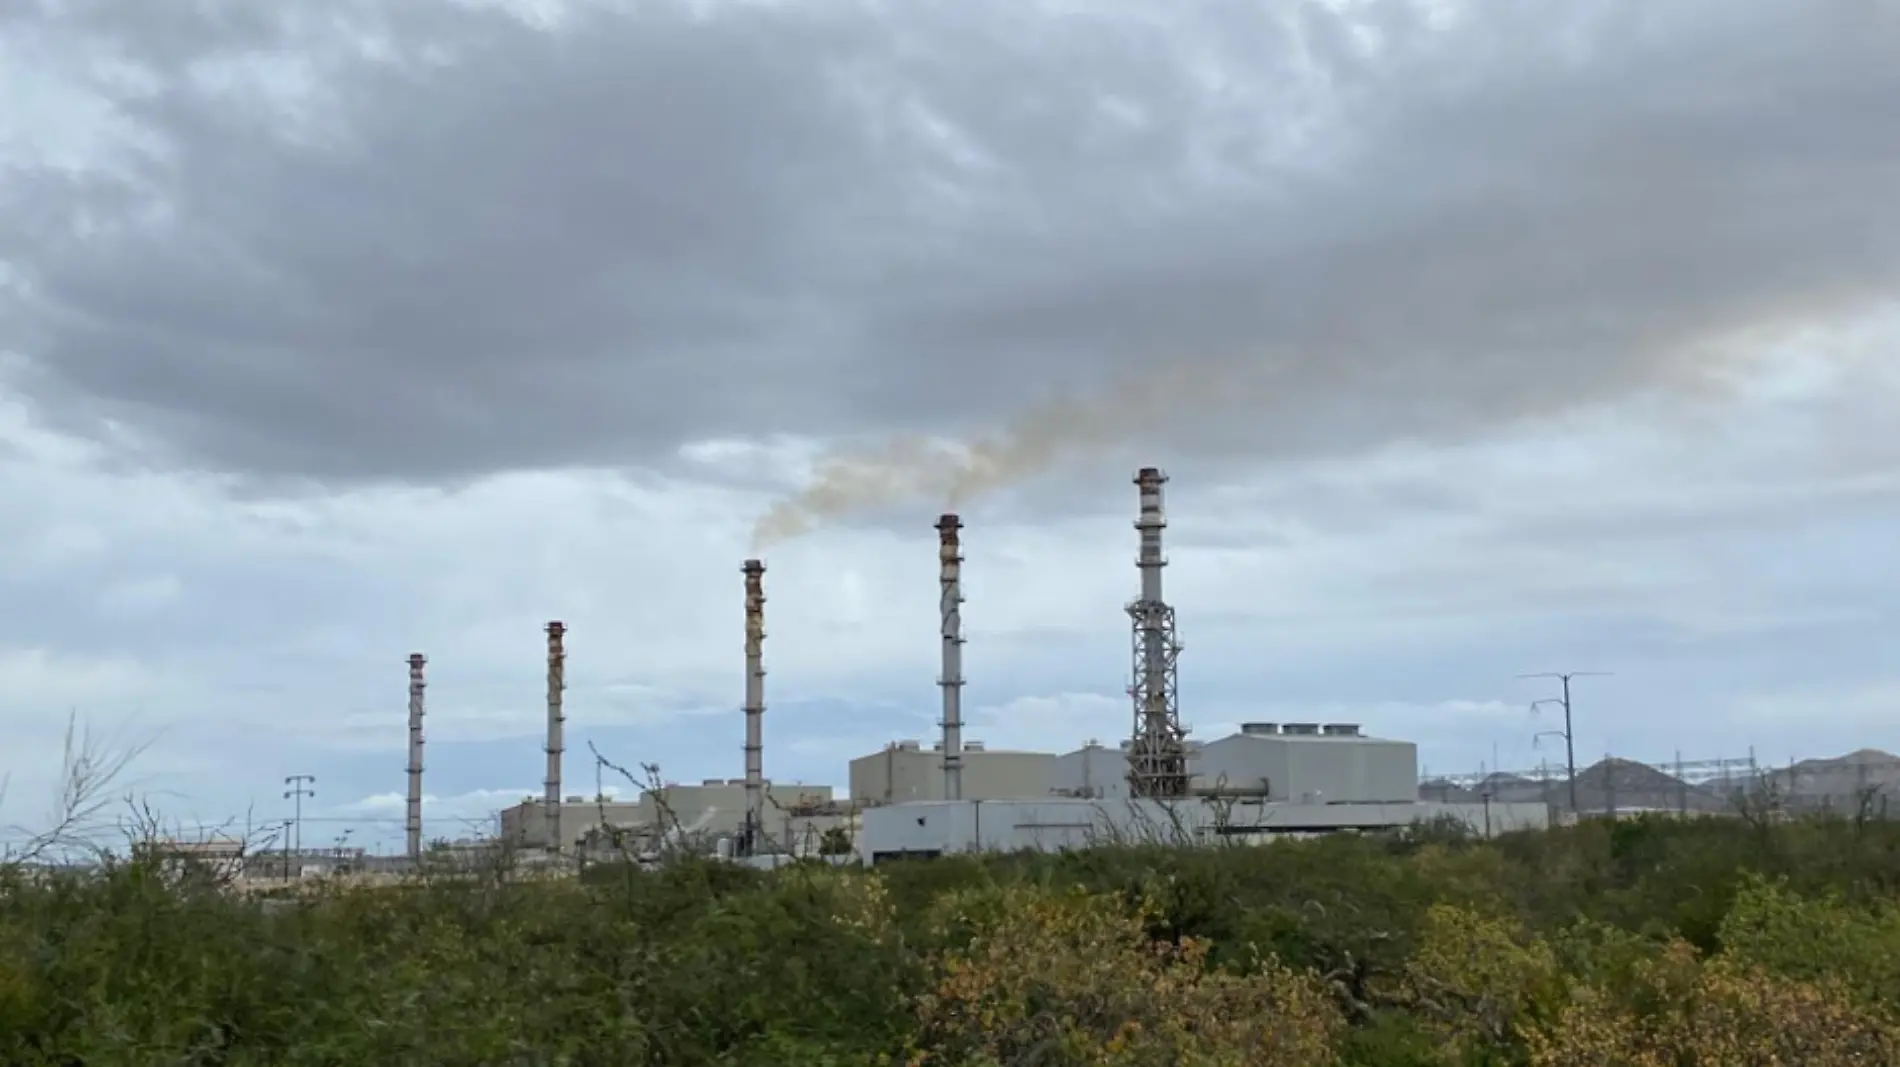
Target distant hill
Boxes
[1417,746,1900,814]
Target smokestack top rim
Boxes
[545,620,565,633]
[742,558,765,572]
[935,512,963,527]
[408,652,427,665]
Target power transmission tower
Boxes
[1519,672,1610,814]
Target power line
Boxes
[282,774,316,871]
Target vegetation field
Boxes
[4,814,1900,1065]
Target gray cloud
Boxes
[2,0,1897,499]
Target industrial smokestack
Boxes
[742,559,766,855]
[544,621,565,854]
[936,513,965,802]
[1136,467,1166,605]
[405,652,426,862]
[1127,467,1188,797]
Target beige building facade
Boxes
[849,740,1056,805]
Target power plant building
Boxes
[856,794,1549,862]
[1048,724,1415,804]
[861,721,1529,860]
[1050,739,1208,800]
[849,740,1055,806]
[399,465,1572,870]
[499,780,838,852]
[1192,723,1418,803]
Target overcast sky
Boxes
[3,0,1897,852]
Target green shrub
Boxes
[4,813,1900,1064]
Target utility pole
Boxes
[283,774,315,876]
[1520,672,1610,815]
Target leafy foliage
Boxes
[913,884,1342,1066]
[1,812,1898,1064]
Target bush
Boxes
[1525,940,1900,1066]
[3,813,1899,1064]
[914,883,1342,1066]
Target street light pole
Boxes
[283,774,315,877]
[1520,672,1610,815]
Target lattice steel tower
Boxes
[1126,467,1189,797]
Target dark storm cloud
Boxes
[3,0,1897,487]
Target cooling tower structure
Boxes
[405,652,426,862]
[936,513,966,802]
[1126,467,1189,797]
[544,620,566,854]
[742,559,767,856]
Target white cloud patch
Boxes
[0,648,162,709]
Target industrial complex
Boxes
[393,466,1551,869]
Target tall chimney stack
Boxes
[742,559,767,855]
[936,514,965,802]
[1127,467,1188,797]
[1136,467,1166,606]
[406,652,426,862]
[544,620,566,854]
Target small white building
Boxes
[856,796,1548,862]
[849,740,1055,805]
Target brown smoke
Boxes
[748,366,1230,550]
[745,299,1885,550]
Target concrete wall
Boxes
[1049,743,1131,799]
[849,743,1055,804]
[500,781,835,849]
[857,796,1547,861]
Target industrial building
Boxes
[1047,724,1415,804]
[849,740,1055,805]
[498,780,840,852]
[859,721,1519,860]
[1050,739,1205,799]
[393,464,1580,870]
[856,795,1549,862]
[1192,723,1418,803]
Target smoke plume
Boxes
[749,366,1231,550]
[744,302,1887,551]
